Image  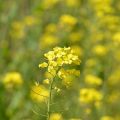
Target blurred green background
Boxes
[0,0,120,120]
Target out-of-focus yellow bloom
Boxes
[65,0,80,7]
[30,84,49,102]
[10,21,25,39]
[69,31,83,43]
[45,23,57,33]
[3,72,23,88]
[85,74,102,86]
[99,15,119,30]
[71,45,83,57]
[100,116,114,120]
[89,0,113,17]
[86,58,97,68]
[23,16,38,26]
[112,32,120,45]
[43,0,59,9]
[59,14,77,26]
[50,113,63,120]
[85,108,91,115]
[79,88,103,104]
[92,45,108,56]
[39,34,59,48]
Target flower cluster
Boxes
[39,47,81,82]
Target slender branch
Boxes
[47,68,61,120]
[47,78,55,120]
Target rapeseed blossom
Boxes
[85,74,102,86]
[100,116,114,120]
[79,88,103,105]
[39,47,81,78]
[30,84,49,103]
[3,72,23,88]
[50,113,63,120]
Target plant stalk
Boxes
[47,78,54,120]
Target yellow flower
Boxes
[69,31,82,43]
[3,72,23,88]
[10,21,25,39]
[71,45,83,57]
[100,116,114,120]
[50,113,63,120]
[43,0,59,9]
[86,58,97,68]
[65,0,80,7]
[39,62,48,68]
[45,23,57,33]
[92,45,108,56]
[44,51,56,61]
[23,16,38,26]
[43,79,50,84]
[62,76,74,87]
[39,47,80,86]
[85,74,102,86]
[30,84,49,103]
[59,14,77,26]
[79,88,103,104]
[112,32,120,45]
[39,34,59,48]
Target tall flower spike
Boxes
[38,47,81,120]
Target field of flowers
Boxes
[0,0,120,120]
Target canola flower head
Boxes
[65,0,80,8]
[59,14,77,26]
[100,116,114,120]
[50,113,63,120]
[3,72,23,88]
[79,88,103,104]
[30,84,49,103]
[39,46,81,71]
[85,74,103,86]
[38,47,81,87]
[92,45,108,56]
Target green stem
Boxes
[47,68,60,120]
[47,78,54,120]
